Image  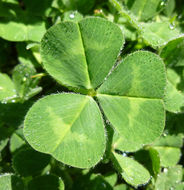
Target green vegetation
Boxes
[0,0,184,189]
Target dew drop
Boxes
[169,23,175,30]
[163,168,168,173]
[69,13,75,19]
[122,152,127,157]
[160,1,165,6]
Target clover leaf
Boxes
[0,174,24,190]
[24,17,166,170]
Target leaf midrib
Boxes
[51,97,90,153]
[97,93,163,100]
[77,23,92,89]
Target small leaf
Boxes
[112,152,150,187]
[155,165,183,190]
[124,0,164,21]
[10,128,26,154]
[153,135,183,167]
[27,175,64,190]
[16,43,39,67]
[0,139,8,152]
[114,184,129,190]
[0,174,24,190]
[0,73,16,103]
[24,93,105,168]
[62,0,95,14]
[134,148,161,177]
[0,101,33,128]
[141,22,180,48]
[154,146,181,167]
[12,147,51,177]
[163,0,175,16]
[153,134,183,148]
[160,35,184,66]
[164,80,184,113]
[22,0,53,17]
[104,173,117,187]
[88,174,114,190]
[12,62,41,100]
[0,7,46,42]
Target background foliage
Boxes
[0,0,184,189]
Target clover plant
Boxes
[22,17,166,186]
[0,0,184,189]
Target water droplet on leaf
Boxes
[169,23,175,30]
[69,13,75,19]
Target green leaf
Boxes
[1,0,18,4]
[27,175,64,190]
[154,146,181,167]
[0,9,46,42]
[113,184,129,190]
[141,22,180,48]
[155,165,183,190]
[10,128,26,154]
[0,174,24,190]
[166,68,181,87]
[0,73,16,103]
[24,93,105,168]
[148,148,161,176]
[0,139,8,152]
[175,183,184,190]
[153,134,183,148]
[12,62,42,100]
[16,43,39,67]
[104,173,117,187]
[153,135,183,167]
[0,101,33,128]
[98,51,166,98]
[22,0,53,17]
[160,35,184,66]
[12,147,51,176]
[88,174,114,190]
[134,148,161,177]
[112,152,150,187]
[164,0,175,16]
[62,0,95,14]
[163,68,184,113]
[97,51,166,151]
[164,80,184,113]
[40,17,124,90]
[124,0,164,21]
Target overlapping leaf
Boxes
[97,51,166,151]
[0,73,16,102]
[24,93,105,168]
[0,3,46,42]
[41,17,124,90]
[27,175,64,190]
[0,174,24,190]
[124,0,165,21]
[112,152,150,187]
